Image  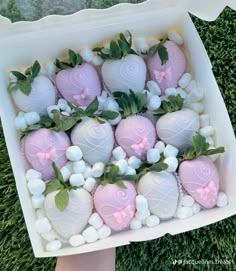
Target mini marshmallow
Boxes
[69,234,85,247]
[176,207,193,219]
[80,48,94,62]
[136,195,149,213]
[83,166,92,178]
[200,114,210,128]
[92,55,104,66]
[36,209,45,219]
[60,166,71,182]
[181,195,194,207]
[199,126,215,137]
[46,240,62,251]
[88,213,103,229]
[164,144,179,158]
[61,111,70,116]
[97,225,111,239]
[136,38,149,53]
[83,177,97,192]
[135,209,150,220]
[66,146,83,161]
[108,114,122,126]
[46,62,56,76]
[57,99,68,111]
[73,160,86,174]
[142,89,154,102]
[26,169,42,181]
[176,87,187,99]
[147,80,161,96]
[155,141,165,153]
[217,192,228,208]
[65,161,74,172]
[31,194,45,209]
[41,230,57,242]
[103,97,120,112]
[178,73,191,89]
[192,203,201,214]
[148,38,160,47]
[164,157,178,172]
[14,116,27,130]
[125,166,136,176]
[147,148,160,163]
[98,95,107,110]
[82,226,98,243]
[69,173,85,186]
[185,80,197,93]
[28,179,46,195]
[128,156,141,169]
[65,105,72,114]
[130,218,142,230]
[24,112,40,126]
[186,103,204,114]
[187,87,204,103]
[147,95,161,111]
[115,159,128,175]
[145,215,160,227]
[205,136,214,146]
[47,105,60,119]
[91,162,105,178]
[168,30,184,45]
[165,88,178,96]
[112,146,126,161]
[35,217,52,233]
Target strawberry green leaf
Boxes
[156,94,184,114]
[192,133,209,156]
[150,162,168,172]
[110,40,122,59]
[11,71,26,80]
[52,162,64,184]
[45,179,64,194]
[148,41,169,65]
[123,174,139,182]
[31,60,41,78]
[115,179,127,189]
[110,165,120,181]
[55,189,69,212]
[85,97,99,115]
[98,111,119,120]
[204,147,225,156]
[7,82,18,93]
[17,80,32,96]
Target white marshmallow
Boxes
[205,136,214,146]
[125,166,136,176]
[217,192,228,208]
[181,195,194,207]
[36,209,45,219]
[80,48,94,62]
[176,207,193,219]
[41,230,57,242]
[46,62,56,76]
[92,55,104,66]
[164,157,178,172]
[186,103,204,114]
[83,166,92,178]
[185,80,197,93]
[66,146,83,161]
[65,161,74,172]
[143,89,154,102]
[147,80,161,96]
[88,213,103,229]
[135,209,150,220]
[145,215,160,227]
[136,38,149,53]
[168,30,184,45]
[65,105,72,114]
[178,73,191,89]
[57,99,68,111]
[128,156,141,169]
[83,177,97,192]
[155,141,165,153]
[14,116,28,130]
[148,38,160,48]
[73,160,86,174]
[192,203,201,214]
[98,95,107,111]
[108,114,122,126]
[46,240,62,251]
[26,169,42,181]
[61,111,70,116]
[136,195,149,213]
[31,194,45,209]
[147,95,161,111]
[60,166,71,182]
[200,114,210,128]
[35,217,52,233]
[82,226,98,243]
[24,112,40,126]
[47,105,60,119]
[103,97,119,112]
[97,225,111,239]
[187,88,204,103]
[147,148,160,163]
[199,126,214,137]
[91,162,105,178]
[9,72,17,81]
[28,179,46,195]
[176,87,187,99]
[130,218,142,230]
[69,234,85,247]
[115,159,128,175]
[112,146,126,161]
[163,144,179,158]
[165,88,178,97]
[69,173,85,186]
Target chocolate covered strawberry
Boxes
[94,32,147,93]
[55,49,101,106]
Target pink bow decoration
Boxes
[112,205,134,224]
[131,137,149,157]
[37,148,57,166]
[196,181,217,200]
[73,88,91,105]
[153,67,172,84]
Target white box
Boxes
[0,0,235,258]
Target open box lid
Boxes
[0,0,235,34]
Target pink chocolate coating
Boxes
[24,128,71,180]
[147,40,186,94]
[179,156,219,208]
[115,115,156,160]
[94,181,136,231]
[55,63,101,106]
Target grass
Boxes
[0,1,236,270]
